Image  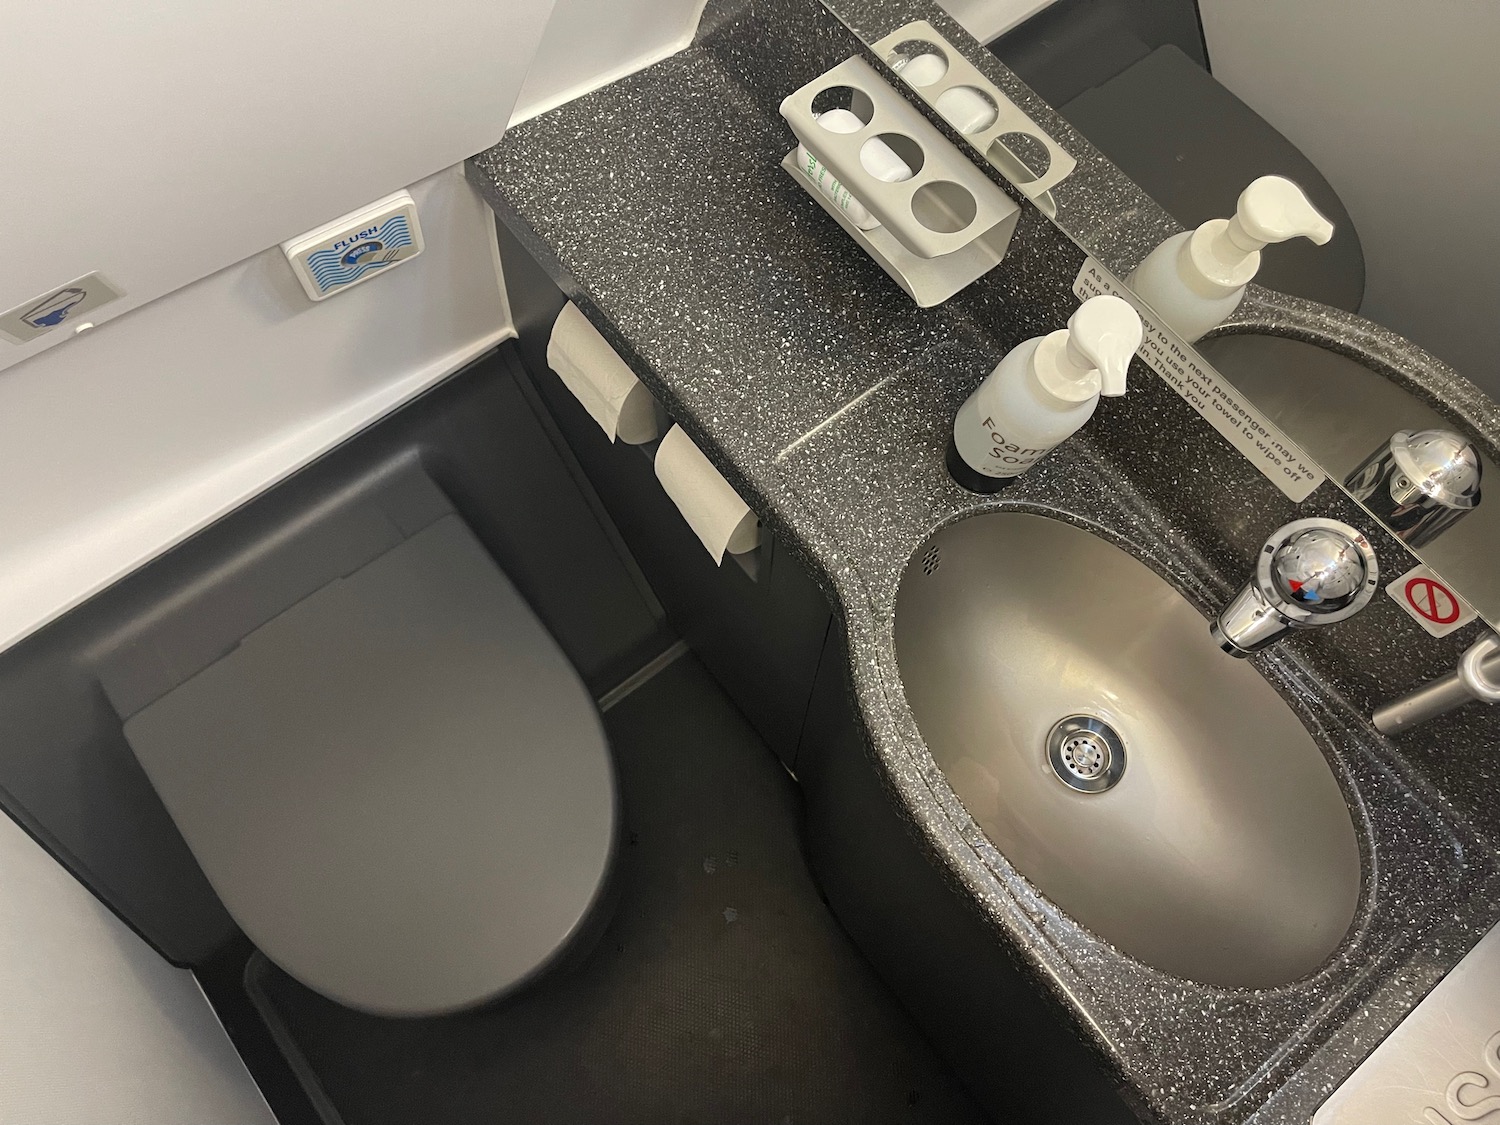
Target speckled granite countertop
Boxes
[469,2,1500,1121]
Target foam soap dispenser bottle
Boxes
[1126,175,1334,343]
[948,295,1144,493]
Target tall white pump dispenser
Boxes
[948,295,1144,493]
[1125,175,1333,343]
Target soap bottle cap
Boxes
[1187,176,1335,293]
[1032,295,1144,403]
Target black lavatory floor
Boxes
[251,653,989,1125]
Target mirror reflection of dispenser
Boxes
[1126,176,1333,343]
[1345,429,1482,549]
[947,295,1144,493]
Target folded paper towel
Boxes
[654,425,762,564]
[547,302,660,444]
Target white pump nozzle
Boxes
[1227,175,1335,251]
[1187,176,1335,293]
[1032,295,1144,403]
[1065,294,1144,397]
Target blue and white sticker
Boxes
[0,272,125,344]
[282,192,424,302]
[306,214,416,294]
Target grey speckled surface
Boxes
[468,2,1500,1122]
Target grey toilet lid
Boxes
[125,515,617,1016]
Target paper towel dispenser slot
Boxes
[544,304,765,579]
[547,301,664,445]
[655,424,763,567]
[630,424,772,582]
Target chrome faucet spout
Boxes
[1345,429,1481,549]
[1211,518,1379,657]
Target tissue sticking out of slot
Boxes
[796,146,881,230]
[799,117,914,232]
[654,425,762,564]
[934,86,999,134]
[546,302,660,444]
[816,108,866,135]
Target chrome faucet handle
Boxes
[1211,518,1379,657]
[1345,429,1482,549]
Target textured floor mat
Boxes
[251,654,989,1125]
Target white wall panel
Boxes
[933,0,1061,44]
[513,0,708,122]
[0,811,277,1125]
[0,0,552,373]
[0,164,509,654]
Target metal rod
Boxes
[1374,651,1500,735]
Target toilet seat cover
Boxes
[125,515,617,1016]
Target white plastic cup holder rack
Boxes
[873,21,1078,217]
[779,56,1021,308]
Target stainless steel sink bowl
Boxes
[894,512,1362,988]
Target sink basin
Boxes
[894,512,1361,988]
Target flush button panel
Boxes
[280,189,424,302]
[1314,921,1500,1124]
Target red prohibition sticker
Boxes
[1386,565,1476,638]
[1404,577,1460,624]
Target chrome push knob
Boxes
[1212,518,1379,657]
[1345,429,1481,549]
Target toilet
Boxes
[125,512,618,1017]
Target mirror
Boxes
[1196,336,1490,621]
[818,0,1500,629]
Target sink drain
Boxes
[1047,716,1126,793]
